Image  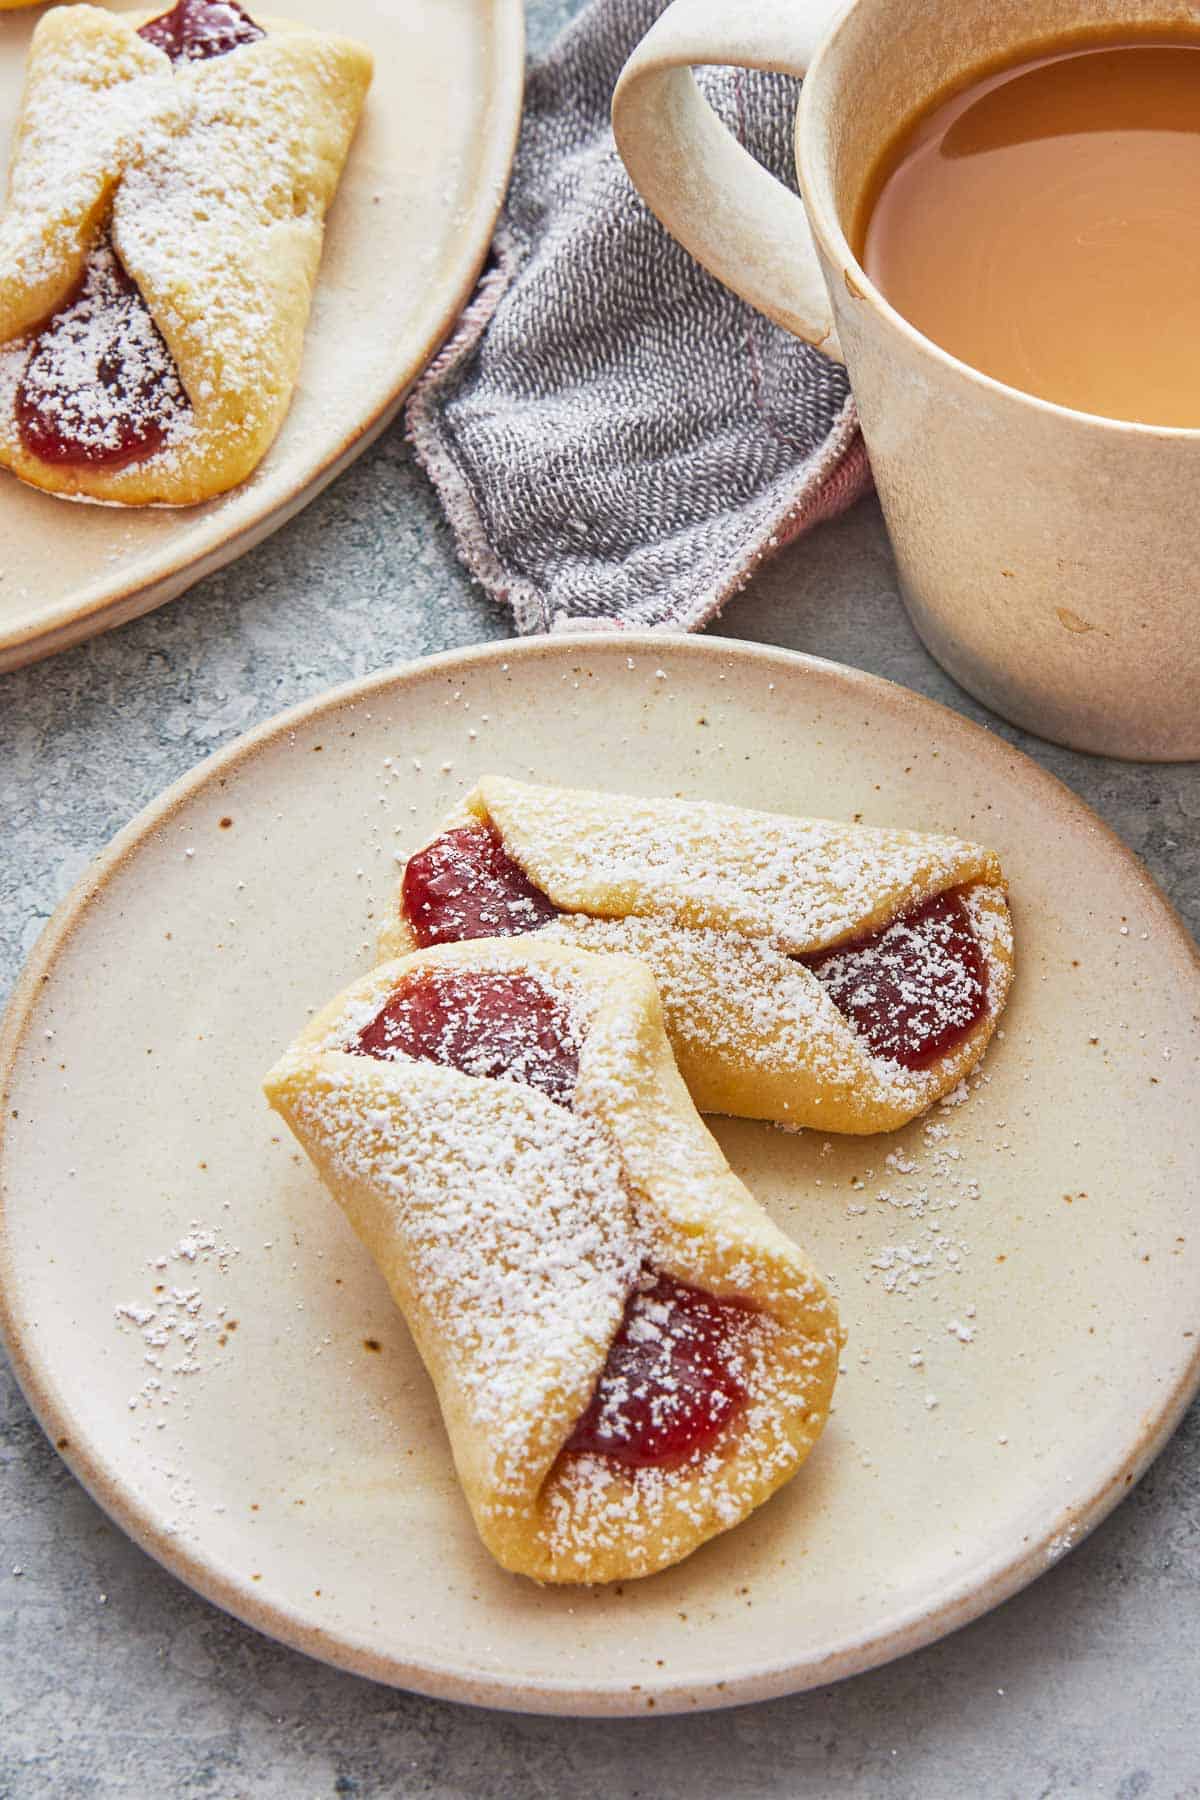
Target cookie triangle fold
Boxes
[0,8,166,340]
[265,937,841,1583]
[382,776,1016,1133]
[0,2,371,504]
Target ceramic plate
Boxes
[2,636,1198,1715]
[0,0,523,670]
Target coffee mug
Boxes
[612,0,1200,761]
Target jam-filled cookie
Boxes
[264,938,840,1584]
[381,777,1015,1134]
[0,0,371,504]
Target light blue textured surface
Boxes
[2,1,1199,1791]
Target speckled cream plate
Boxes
[2,636,1198,1716]
[0,0,523,671]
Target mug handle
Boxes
[611,0,845,359]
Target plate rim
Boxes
[0,0,526,672]
[3,632,1199,1715]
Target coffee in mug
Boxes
[613,0,1200,757]
[858,33,1200,426]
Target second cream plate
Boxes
[2,637,1198,1712]
[0,0,523,669]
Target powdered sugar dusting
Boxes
[267,943,841,1578]
[547,893,1011,1123]
[543,1319,826,1576]
[353,968,582,1106]
[803,891,986,1067]
[283,1051,642,1500]
[477,775,1000,955]
[0,7,371,500]
[0,11,166,330]
[114,1224,240,1417]
[856,1099,988,1297]
[1046,1522,1079,1563]
[111,33,370,465]
[565,1274,754,1463]
[390,781,1015,1131]
[16,239,193,463]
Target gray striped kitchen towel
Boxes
[407,0,871,635]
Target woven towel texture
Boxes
[407,0,870,635]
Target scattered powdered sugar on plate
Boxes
[1046,1522,1079,1563]
[857,1086,990,1300]
[114,1223,239,1419]
[804,1071,1001,1408]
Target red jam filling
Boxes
[401,832,987,1075]
[139,0,264,63]
[564,1274,752,1470]
[14,0,265,471]
[351,970,580,1106]
[800,888,987,1070]
[402,823,560,948]
[15,246,190,470]
[352,964,753,1469]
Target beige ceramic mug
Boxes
[613,0,1200,761]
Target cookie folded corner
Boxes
[0,1,372,504]
[381,776,1015,1134]
[264,936,841,1584]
